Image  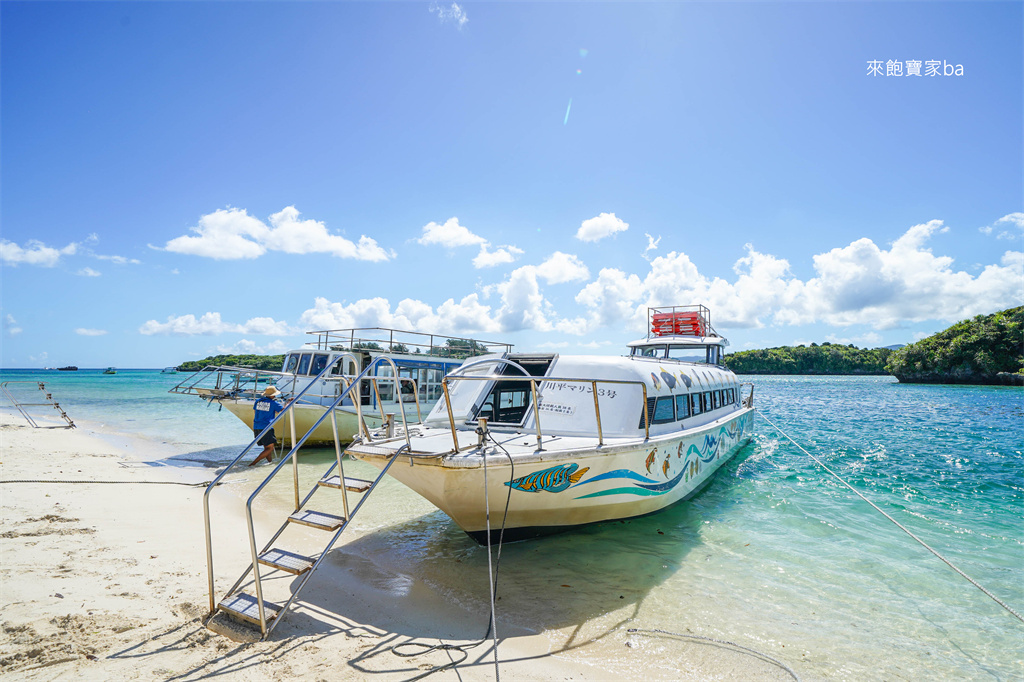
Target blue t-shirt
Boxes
[253,396,285,430]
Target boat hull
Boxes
[215,399,389,446]
[349,408,754,541]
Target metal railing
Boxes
[438,358,651,454]
[1,381,75,428]
[202,355,418,636]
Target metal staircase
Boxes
[201,355,416,638]
[1,381,75,428]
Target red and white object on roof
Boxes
[649,305,712,338]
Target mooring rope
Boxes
[0,479,218,487]
[755,409,1024,625]
[626,628,801,681]
[389,430,515,680]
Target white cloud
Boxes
[161,206,394,262]
[575,212,629,243]
[214,339,291,355]
[77,267,101,277]
[138,312,294,336]
[912,331,931,341]
[429,1,468,28]
[824,332,883,346]
[417,217,487,248]
[996,212,1024,229]
[0,239,78,267]
[572,219,1023,333]
[298,295,502,336]
[980,213,1024,241]
[75,328,108,336]
[5,314,22,336]
[535,252,590,284]
[642,233,661,260]
[29,351,48,363]
[95,254,141,265]
[473,244,524,269]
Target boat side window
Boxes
[418,367,444,402]
[375,366,395,402]
[398,366,416,396]
[675,394,690,419]
[633,345,666,358]
[712,390,721,409]
[284,354,299,373]
[703,391,713,411]
[638,397,659,428]
[690,393,702,416]
[310,353,329,376]
[668,345,708,363]
[297,353,312,375]
[652,396,675,424]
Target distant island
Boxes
[885,306,1023,385]
[177,354,285,373]
[723,344,893,375]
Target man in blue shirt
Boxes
[250,385,286,466]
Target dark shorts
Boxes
[254,428,277,447]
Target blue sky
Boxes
[2,1,1021,368]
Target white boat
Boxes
[346,306,755,542]
[161,366,179,374]
[170,328,512,445]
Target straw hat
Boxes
[263,386,281,397]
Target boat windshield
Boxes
[632,343,722,364]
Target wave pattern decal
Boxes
[571,417,748,500]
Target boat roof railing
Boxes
[643,304,720,341]
[304,327,513,360]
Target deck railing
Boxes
[437,358,651,453]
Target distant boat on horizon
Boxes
[103,367,117,375]
[161,366,179,374]
[57,366,78,371]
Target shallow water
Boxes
[3,369,1022,679]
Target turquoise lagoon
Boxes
[2,369,1021,679]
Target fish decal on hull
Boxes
[645,449,657,473]
[658,367,676,389]
[662,458,670,479]
[505,463,590,493]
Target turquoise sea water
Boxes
[2,369,1022,679]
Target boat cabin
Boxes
[427,307,741,440]
[275,328,513,409]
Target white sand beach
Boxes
[0,410,798,681]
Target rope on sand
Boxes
[627,628,801,681]
[755,409,1024,625]
[0,479,219,487]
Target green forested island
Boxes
[176,354,285,373]
[723,344,893,375]
[885,306,1023,385]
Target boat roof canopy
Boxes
[299,327,513,360]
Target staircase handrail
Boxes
[201,352,357,614]
[238,355,413,633]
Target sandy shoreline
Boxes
[0,409,799,681]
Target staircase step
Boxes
[257,548,315,575]
[218,592,280,627]
[287,509,346,531]
[318,475,373,493]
